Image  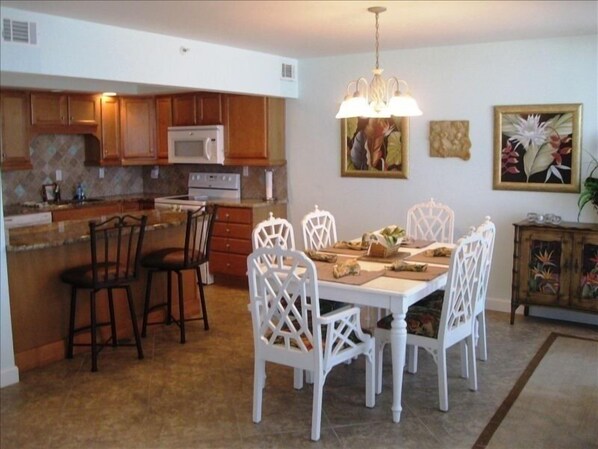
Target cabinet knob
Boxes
[225,243,230,249]
[225,213,230,219]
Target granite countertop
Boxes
[210,198,287,208]
[3,193,162,217]
[6,209,188,252]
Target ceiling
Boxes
[3,0,597,59]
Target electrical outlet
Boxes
[99,168,105,179]
[55,169,62,181]
[243,166,249,177]
[151,166,159,179]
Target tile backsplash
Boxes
[2,134,288,205]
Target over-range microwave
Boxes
[167,125,225,164]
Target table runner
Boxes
[358,251,410,264]
[322,246,368,256]
[400,239,435,249]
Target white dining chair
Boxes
[252,212,295,250]
[473,216,496,361]
[406,198,455,243]
[301,205,338,251]
[247,246,375,441]
[375,230,485,411]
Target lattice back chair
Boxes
[473,216,496,361]
[406,198,455,243]
[61,214,148,372]
[141,205,217,343]
[375,231,485,411]
[252,212,296,251]
[247,246,375,441]
[301,205,338,251]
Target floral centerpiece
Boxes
[367,225,405,258]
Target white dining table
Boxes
[316,242,451,423]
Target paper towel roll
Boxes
[265,170,273,200]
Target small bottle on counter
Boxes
[54,183,61,202]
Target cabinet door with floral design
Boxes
[518,229,572,306]
[570,232,598,311]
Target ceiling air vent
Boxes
[2,19,37,44]
[281,63,295,81]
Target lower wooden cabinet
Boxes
[210,204,287,278]
[511,221,598,323]
[52,203,121,222]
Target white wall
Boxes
[0,172,19,388]
[286,35,598,312]
[0,7,298,98]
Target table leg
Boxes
[390,311,407,423]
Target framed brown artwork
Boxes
[341,116,409,178]
[493,103,582,192]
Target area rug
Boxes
[473,332,598,449]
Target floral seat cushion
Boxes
[376,291,444,339]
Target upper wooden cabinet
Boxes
[0,90,32,171]
[155,96,172,161]
[30,92,100,128]
[120,96,157,165]
[172,92,223,126]
[223,95,285,166]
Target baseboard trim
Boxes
[1,366,20,388]
[486,296,598,326]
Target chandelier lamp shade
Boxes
[336,6,422,119]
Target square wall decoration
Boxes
[341,117,409,179]
[493,103,582,192]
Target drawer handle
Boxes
[226,228,230,233]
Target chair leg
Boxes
[460,340,469,379]
[407,345,419,373]
[467,335,478,392]
[311,373,325,441]
[196,266,209,330]
[141,270,154,338]
[437,349,448,412]
[177,271,186,344]
[365,346,375,408]
[90,290,98,372]
[166,271,172,325]
[478,312,488,361]
[375,332,386,394]
[253,358,265,423]
[66,286,77,359]
[293,368,304,390]
[305,370,314,384]
[107,288,118,347]
[125,286,144,360]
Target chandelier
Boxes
[336,6,422,119]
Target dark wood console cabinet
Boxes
[511,220,598,324]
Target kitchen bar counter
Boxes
[3,193,162,216]
[6,209,188,252]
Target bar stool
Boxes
[60,214,147,372]
[141,205,216,343]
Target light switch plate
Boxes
[151,166,159,179]
[243,166,249,177]
[99,168,105,179]
[55,169,62,181]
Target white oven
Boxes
[155,172,241,284]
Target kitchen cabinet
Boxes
[511,221,598,324]
[30,92,100,129]
[172,92,223,126]
[223,94,285,166]
[210,203,287,278]
[120,96,157,165]
[85,96,121,166]
[0,90,32,171]
[155,96,172,161]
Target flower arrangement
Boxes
[577,153,598,220]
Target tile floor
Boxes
[1,283,596,449]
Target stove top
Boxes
[155,172,241,206]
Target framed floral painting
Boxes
[341,116,409,178]
[493,104,582,192]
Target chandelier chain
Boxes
[374,11,380,70]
